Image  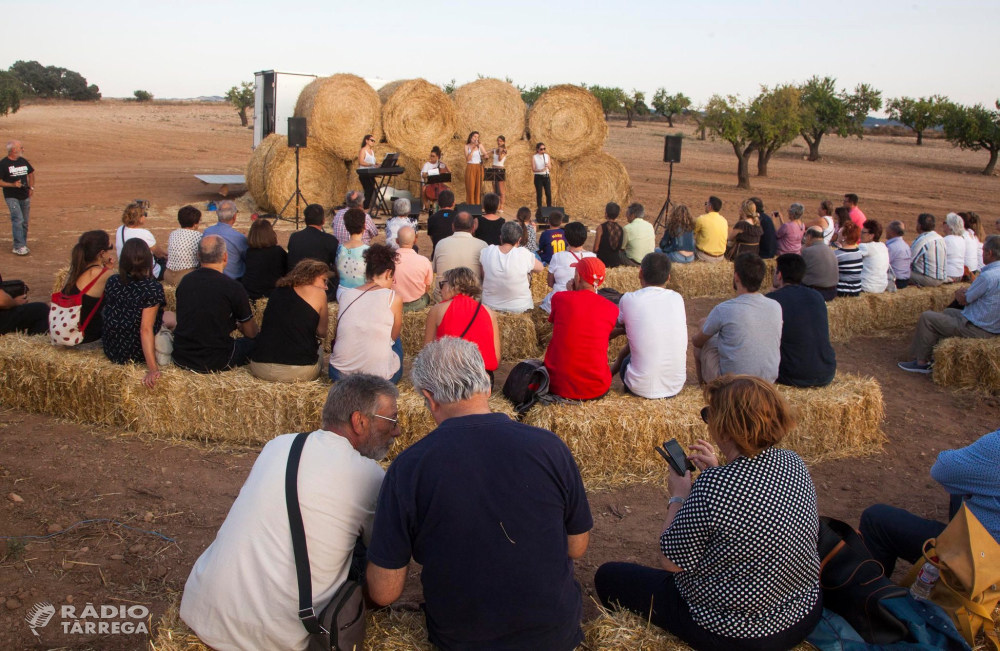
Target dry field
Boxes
[0,101,998,650]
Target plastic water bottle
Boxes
[910,559,941,601]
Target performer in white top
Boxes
[532,142,552,211]
[489,135,508,213]
[358,134,378,211]
[464,131,488,205]
[421,146,451,210]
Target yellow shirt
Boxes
[694,212,728,257]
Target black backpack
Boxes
[502,360,551,414]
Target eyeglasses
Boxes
[700,406,709,424]
[438,280,448,290]
[372,413,398,426]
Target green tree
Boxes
[0,72,23,117]
[519,84,548,105]
[703,94,757,189]
[587,85,626,119]
[226,81,255,127]
[622,89,645,128]
[690,109,708,140]
[942,100,1000,176]
[798,76,882,161]
[133,90,153,102]
[441,79,456,95]
[651,89,691,127]
[886,95,948,145]
[748,84,802,177]
[8,60,100,100]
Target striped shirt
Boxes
[834,247,863,296]
[963,260,1000,334]
[331,208,379,245]
[910,231,948,281]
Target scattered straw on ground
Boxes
[932,336,1000,395]
[558,152,632,222]
[452,78,527,146]
[379,79,457,160]
[294,74,383,160]
[527,85,608,161]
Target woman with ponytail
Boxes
[62,230,116,343]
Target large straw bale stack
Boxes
[932,337,1000,394]
[294,74,382,160]
[452,78,527,145]
[245,133,283,210]
[558,152,632,222]
[523,375,885,489]
[527,84,608,161]
[379,79,457,158]
[53,267,178,311]
[264,137,346,214]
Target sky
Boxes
[4,0,999,111]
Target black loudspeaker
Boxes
[287,117,308,148]
[664,135,682,163]
[455,203,484,217]
[539,206,567,223]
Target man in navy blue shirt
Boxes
[366,338,592,650]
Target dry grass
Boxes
[294,74,383,160]
[558,152,632,222]
[264,137,347,215]
[523,375,885,490]
[452,78,528,146]
[527,85,608,161]
[379,79,458,159]
[932,337,1000,395]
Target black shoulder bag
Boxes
[285,432,367,651]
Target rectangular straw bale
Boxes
[523,375,884,490]
[401,309,539,361]
[932,337,1000,395]
[827,284,966,342]
[601,259,777,301]
[53,266,178,312]
[531,270,550,304]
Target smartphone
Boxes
[655,439,694,476]
[773,211,780,217]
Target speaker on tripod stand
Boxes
[652,135,682,238]
[278,117,309,229]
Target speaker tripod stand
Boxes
[651,160,675,240]
[277,145,309,230]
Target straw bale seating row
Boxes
[932,337,1000,395]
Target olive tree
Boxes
[886,95,948,145]
[942,100,1000,176]
[748,84,802,177]
[798,76,882,161]
[703,95,757,189]
[0,72,22,117]
[651,89,691,127]
[622,89,645,128]
[226,81,255,127]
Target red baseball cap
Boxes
[575,257,606,287]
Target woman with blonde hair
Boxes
[248,260,330,383]
[115,202,168,279]
[724,199,762,261]
[423,266,500,383]
[658,204,696,264]
[595,374,822,651]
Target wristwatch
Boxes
[668,496,685,506]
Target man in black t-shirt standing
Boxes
[426,189,456,254]
[0,141,35,256]
[172,236,258,373]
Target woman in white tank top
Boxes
[811,200,836,245]
[464,131,487,205]
[490,135,508,212]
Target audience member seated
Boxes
[694,196,728,262]
[910,212,948,287]
[541,221,596,313]
[514,205,538,257]
[775,203,806,256]
[844,192,867,228]
[593,202,623,268]
[331,190,378,244]
[858,219,890,294]
[423,267,500,383]
[115,202,167,280]
[830,206,852,248]
[622,202,655,265]
[962,211,984,274]
[725,199,762,261]
[335,208,370,302]
[810,200,836,245]
[657,204,696,264]
[885,221,912,289]
[0,269,47,335]
[241,219,287,301]
[609,252,686,399]
[944,212,968,282]
[767,254,836,388]
[426,189,456,253]
[537,210,566,265]
[202,200,248,280]
[545,257,618,400]
[859,427,999,575]
[385,197,416,251]
[481,222,544,313]
[474,192,505,246]
[330,245,404,384]
[171,235,258,373]
[595,375,822,651]
[898,235,1000,373]
[102,239,173,389]
[752,197,778,259]
[249,260,330,383]
[801,227,840,302]
[164,205,202,286]
[391,226,433,312]
[693,253,781,384]
[366,338,592,651]
[62,230,115,344]
[432,211,487,301]
[834,221,863,297]
[288,204,339,302]
[181,375,400,651]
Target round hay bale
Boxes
[294,74,382,160]
[245,134,282,210]
[264,138,346,215]
[558,152,631,221]
[452,78,527,145]
[379,79,457,156]
[527,85,608,161]
[439,139,467,201]
[501,140,563,209]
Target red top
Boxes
[436,294,498,371]
[545,290,619,400]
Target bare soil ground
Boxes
[1,102,998,650]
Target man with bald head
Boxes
[432,211,487,301]
[392,226,434,311]
[1,140,35,255]
[203,200,248,279]
[172,235,258,373]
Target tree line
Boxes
[0,60,101,115]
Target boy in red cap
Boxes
[544,257,619,400]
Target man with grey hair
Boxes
[203,199,248,279]
[332,190,378,244]
[367,338,592,651]
[171,235,258,372]
[885,221,912,289]
[1,140,35,255]
[384,197,415,251]
[622,202,655,265]
[900,234,1000,373]
[181,374,399,651]
[480,220,545,312]
[774,203,806,256]
[432,211,487,301]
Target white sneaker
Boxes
[13,246,29,256]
